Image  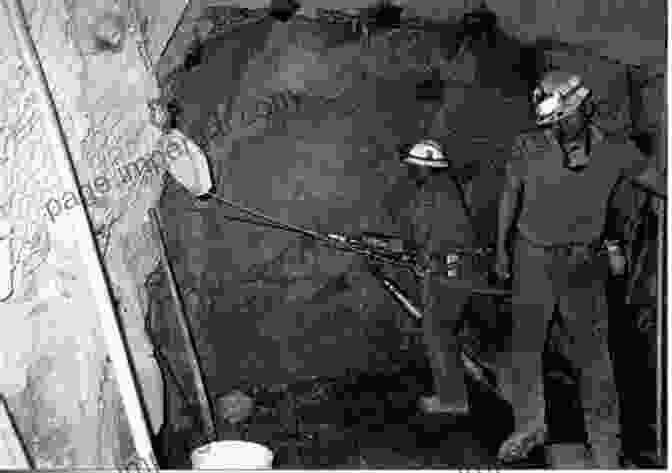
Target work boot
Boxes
[497,423,547,463]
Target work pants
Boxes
[498,235,621,466]
[421,255,490,407]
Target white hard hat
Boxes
[533,71,591,126]
[401,139,450,168]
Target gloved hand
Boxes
[651,197,666,220]
[495,250,511,280]
[605,241,627,277]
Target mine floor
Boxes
[159,347,622,469]
[157,289,659,469]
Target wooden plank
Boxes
[1,0,159,468]
[0,395,32,469]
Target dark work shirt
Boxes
[510,126,651,246]
[397,173,475,256]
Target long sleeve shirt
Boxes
[396,173,476,257]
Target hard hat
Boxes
[401,139,450,168]
[533,71,591,126]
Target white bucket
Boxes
[190,440,274,470]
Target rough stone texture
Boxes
[156,0,665,76]
[156,14,532,399]
[0,0,166,468]
[155,10,665,465]
[486,0,665,71]
[0,0,662,467]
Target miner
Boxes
[494,70,666,467]
[396,138,490,416]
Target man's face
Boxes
[407,165,432,186]
[553,111,586,145]
[552,111,591,170]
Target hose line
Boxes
[201,191,510,297]
[204,191,422,273]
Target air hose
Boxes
[204,191,423,274]
[201,191,510,296]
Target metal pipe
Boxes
[204,191,511,295]
[655,197,665,465]
[205,191,421,272]
[205,191,326,241]
[655,87,667,465]
[149,208,217,443]
[377,276,424,320]
[1,0,158,468]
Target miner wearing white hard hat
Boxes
[394,137,493,418]
[494,70,666,467]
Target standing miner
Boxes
[495,70,666,467]
[396,138,491,416]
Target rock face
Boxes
[0,0,168,468]
[156,13,533,401]
[154,10,664,463]
[0,0,662,468]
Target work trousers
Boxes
[421,255,489,407]
[498,235,621,465]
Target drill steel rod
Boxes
[205,191,509,297]
[655,96,666,463]
[205,191,421,271]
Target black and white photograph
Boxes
[0,0,667,469]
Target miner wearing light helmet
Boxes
[494,70,666,466]
[395,137,492,417]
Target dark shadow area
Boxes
[153,296,602,469]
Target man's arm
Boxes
[629,165,667,199]
[619,138,667,199]
[497,161,523,256]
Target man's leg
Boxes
[420,275,471,414]
[560,275,622,468]
[497,236,555,461]
[456,261,502,393]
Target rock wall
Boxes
[154,9,665,459]
[0,0,659,466]
[155,11,534,400]
[156,0,665,73]
[0,0,166,468]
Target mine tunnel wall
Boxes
[152,8,665,446]
[0,0,664,468]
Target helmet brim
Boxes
[536,87,591,126]
[402,156,451,168]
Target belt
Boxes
[518,232,603,254]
